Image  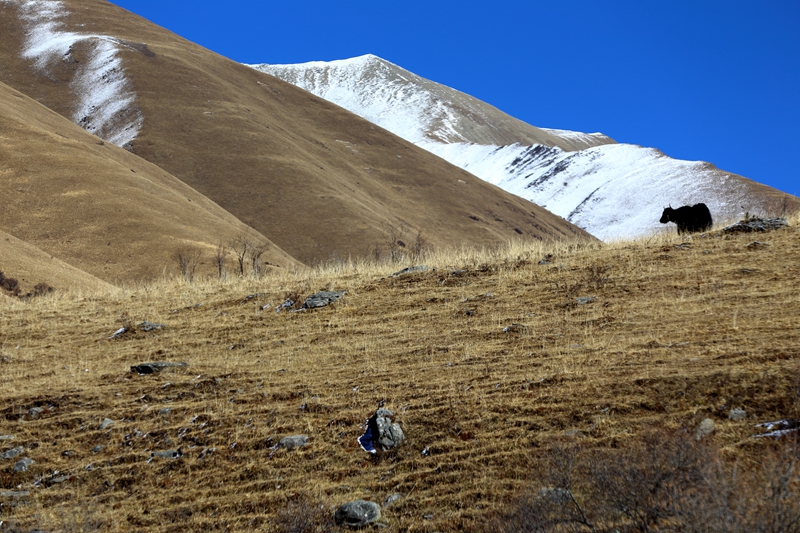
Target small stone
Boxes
[384,493,403,507]
[575,296,596,305]
[1,446,25,460]
[728,408,746,421]
[159,408,172,416]
[391,265,429,277]
[28,407,44,419]
[334,500,381,528]
[138,321,166,332]
[0,435,14,440]
[62,450,76,457]
[696,418,715,440]
[130,361,188,374]
[0,490,30,498]
[151,449,182,459]
[91,445,104,453]
[13,457,34,473]
[99,418,115,430]
[278,435,309,450]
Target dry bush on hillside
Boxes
[491,432,800,533]
[171,246,202,282]
[270,495,336,533]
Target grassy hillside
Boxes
[2,217,799,532]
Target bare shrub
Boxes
[171,247,202,282]
[271,495,335,533]
[214,243,228,280]
[33,282,55,296]
[247,241,271,278]
[1,275,20,293]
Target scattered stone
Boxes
[150,449,183,459]
[1,446,25,460]
[109,327,127,339]
[275,299,295,313]
[278,435,309,450]
[723,217,788,234]
[91,445,104,453]
[0,435,14,440]
[728,408,747,421]
[99,418,115,430]
[391,265,429,277]
[28,407,44,419]
[130,361,188,374]
[334,500,381,528]
[138,321,166,332]
[359,408,404,454]
[302,291,346,309]
[745,240,769,249]
[753,419,800,438]
[384,493,403,507]
[575,296,596,305]
[0,490,30,498]
[158,408,172,416]
[696,418,715,440]
[502,323,526,333]
[13,457,34,473]
[62,450,76,457]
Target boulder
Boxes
[334,500,381,528]
[302,291,346,309]
[696,418,715,441]
[359,408,404,454]
[13,457,34,473]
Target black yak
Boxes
[660,203,713,234]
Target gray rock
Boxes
[99,418,115,430]
[0,490,30,498]
[151,449,182,459]
[375,409,404,451]
[729,408,747,421]
[0,435,14,440]
[696,418,715,441]
[724,217,788,234]
[334,500,381,528]
[302,291,346,309]
[28,407,44,419]
[1,446,25,460]
[91,445,104,453]
[130,361,188,374]
[138,321,166,332]
[384,493,403,507]
[391,265,429,277]
[13,457,34,473]
[278,435,309,450]
[158,408,172,416]
[575,296,596,305]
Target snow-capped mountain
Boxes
[251,54,795,239]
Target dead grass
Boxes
[2,218,800,531]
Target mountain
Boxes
[253,54,799,239]
[0,1,593,282]
[0,78,296,284]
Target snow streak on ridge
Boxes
[5,0,143,147]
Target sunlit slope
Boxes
[0,80,297,283]
[0,0,595,268]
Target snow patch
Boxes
[5,0,143,147]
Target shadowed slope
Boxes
[0,0,594,269]
[0,80,297,283]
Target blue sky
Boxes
[114,0,799,197]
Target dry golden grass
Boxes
[2,216,800,531]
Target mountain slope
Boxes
[254,55,799,239]
[0,1,593,271]
[0,79,297,284]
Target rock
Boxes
[575,296,596,305]
[334,500,381,528]
[359,408,404,454]
[130,361,188,374]
[138,321,166,332]
[13,457,34,473]
[696,418,715,440]
[91,445,104,453]
[391,265,429,277]
[384,493,403,507]
[723,217,788,234]
[28,407,44,419]
[151,449,182,459]
[0,435,14,440]
[278,435,309,450]
[99,418,115,430]
[1,446,25,460]
[753,419,800,438]
[302,291,346,309]
[0,490,30,498]
[728,408,746,421]
[159,408,172,416]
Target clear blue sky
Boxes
[113,0,800,197]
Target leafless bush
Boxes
[171,247,202,283]
[492,432,800,533]
[230,234,250,276]
[271,495,335,533]
[214,243,228,280]
[247,241,271,278]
